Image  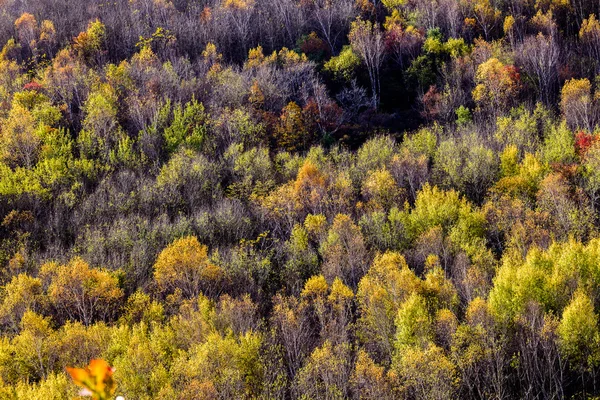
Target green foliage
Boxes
[163,99,208,154]
[558,290,600,369]
[357,251,420,363]
[395,293,432,350]
[406,55,437,89]
[324,46,361,81]
[489,239,600,324]
[541,120,577,165]
[402,184,485,245]
[494,106,542,154]
[434,133,499,202]
[283,224,319,294]
[455,106,471,126]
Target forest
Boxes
[1,0,600,398]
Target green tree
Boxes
[558,290,600,370]
[163,99,208,154]
[357,251,421,364]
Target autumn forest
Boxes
[1,0,600,398]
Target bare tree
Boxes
[349,18,385,109]
[304,0,356,54]
[517,33,560,106]
[270,0,305,47]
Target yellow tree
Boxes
[0,274,43,333]
[293,340,352,399]
[14,13,38,56]
[357,251,421,364]
[301,275,354,344]
[293,159,329,215]
[560,78,596,132]
[320,214,369,289]
[73,20,106,64]
[469,0,502,40]
[276,101,314,152]
[473,58,521,117]
[153,236,224,299]
[41,258,123,326]
[361,168,402,211]
[351,349,394,399]
[0,104,41,168]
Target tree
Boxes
[473,58,521,117]
[11,311,56,381]
[0,104,41,168]
[514,303,565,399]
[271,0,304,46]
[163,99,208,154]
[558,290,600,372]
[361,168,402,211]
[73,20,106,65]
[270,294,316,380]
[293,340,351,399]
[221,0,256,56]
[434,132,499,203]
[390,148,430,203]
[384,18,424,69]
[536,173,592,241]
[355,136,397,183]
[357,251,421,364]
[42,47,89,122]
[0,274,44,333]
[41,258,123,326]
[14,13,38,57]
[579,14,600,72]
[38,20,57,56]
[276,101,314,151]
[394,344,458,400]
[324,46,361,82]
[293,159,329,216]
[320,214,369,289]
[301,275,354,345]
[395,293,432,350]
[581,141,600,212]
[79,84,120,160]
[172,330,263,398]
[560,78,597,132]
[517,33,559,105]
[469,0,502,40]
[351,349,394,399]
[283,224,320,295]
[349,18,385,109]
[153,236,224,299]
[155,149,221,211]
[304,0,357,54]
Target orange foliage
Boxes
[66,359,116,400]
